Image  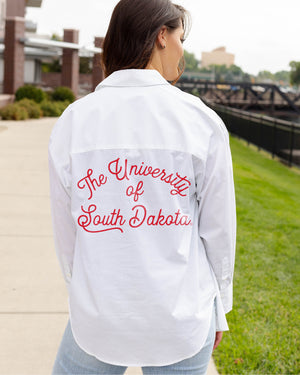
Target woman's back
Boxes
[48,68,235,366]
[50,1,236,372]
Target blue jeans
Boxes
[52,301,216,375]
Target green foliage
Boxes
[210,64,227,81]
[40,100,69,117]
[213,136,300,375]
[257,70,274,81]
[80,57,92,74]
[197,66,212,73]
[42,59,62,73]
[15,84,46,103]
[54,100,70,115]
[289,61,300,85]
[228,64,244,76]
[51,86,75,103]
[183,50,200,72]
[210,64,244,81]
[256,69,290,84]
[51,33,62,41]
[2,84,73,120]
[274,70,290,83]
[0,103,29,120]
[17,98,42,119]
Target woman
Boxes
[49,0,236,374]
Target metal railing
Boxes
[203,100,300,167]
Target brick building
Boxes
[0,0,103,97]
[0,0,51,93]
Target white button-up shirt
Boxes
[48,68,236,366]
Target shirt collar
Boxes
[95,69,170,90]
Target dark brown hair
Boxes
[100,0,191,85]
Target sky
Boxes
[26,0,300,76]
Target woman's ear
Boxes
[157,25,168,48]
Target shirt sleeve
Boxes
[196,117,236,314]
[48,114,76,294]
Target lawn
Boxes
[213,135,300,374]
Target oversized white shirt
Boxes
[48,68,236,366]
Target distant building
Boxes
[0,0,49,91]
[201,46,235,68]
[0,0,104,96]
[0,0,103,97]
[0,0,42,37]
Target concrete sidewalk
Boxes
[0,118,219,375]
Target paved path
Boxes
[0,118,219,375]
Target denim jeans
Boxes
[52,300,216,375]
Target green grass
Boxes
[213,136,300,375]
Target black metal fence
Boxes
[203,101,300,167]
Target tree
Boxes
[209,64,227,81]
[257,70,274,82]
[226,65,243,81]
[183,50,200,72]
[243,73,252,83]
[289,61,300,86]
[228,65,243,76]
[198,66,212,73]
[274,70,290,85]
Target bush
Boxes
[17,98,42,119]
[51,86,75,103]
[56,100,71,112]
[15,84,46,103]
[0,103,29,120]
[40,100,69,117]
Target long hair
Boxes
[100,0,191,85]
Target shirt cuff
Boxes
[220,281,233,314]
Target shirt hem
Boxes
[67,295,216,367]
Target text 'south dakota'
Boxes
[77,204,192,233]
